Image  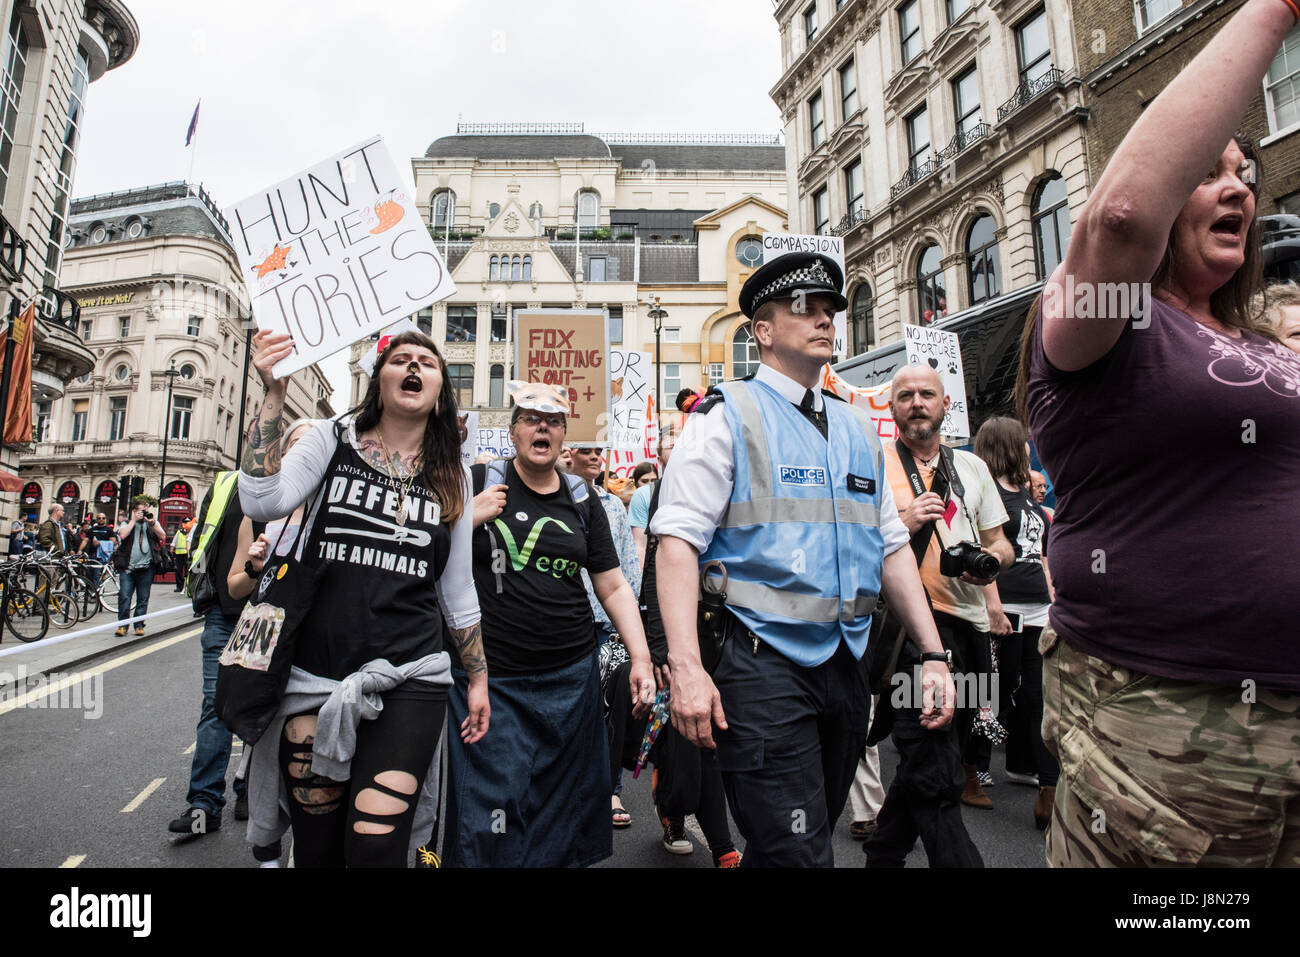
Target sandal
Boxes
[611,799,632,829]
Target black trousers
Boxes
[996,625,1059,787]
[713,627,870,868]
[863,627,984,868]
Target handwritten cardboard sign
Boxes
[609,349,653,451]
[515,309,609,445]
[820,365,897,440]
[903,324,970,438]
[225,136,455,378]
[458,411,479,467]
[762,232,848,364]
[475,427,513,460]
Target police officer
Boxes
[652,252,956,867]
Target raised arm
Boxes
[1044,0,1298,369]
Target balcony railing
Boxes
[28,437,219,463]
[890,157,939,201]
[936,122,992,163]
[36,287,81,333]
[0,209,26,283]
[997,67,1065,123]
[831,205,868,236]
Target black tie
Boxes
[799,389,828,440]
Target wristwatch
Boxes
[920,650,953,669]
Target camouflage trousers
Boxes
[1040,625,1300,867]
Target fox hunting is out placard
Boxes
[225,136,455,378]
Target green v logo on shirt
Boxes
[493,516,574,571]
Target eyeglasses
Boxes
[518,413,566,429]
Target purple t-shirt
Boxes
[1028,296,1300,692]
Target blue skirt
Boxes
[443,652,612,868]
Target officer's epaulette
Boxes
[821,388,846,403]
[692,386,726,415]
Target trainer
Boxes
[652,251,955,866]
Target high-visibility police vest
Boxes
[188,471,238,575]
[700,379,885,667]
[173,528,189,555]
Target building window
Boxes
[114,363,130,381]
[1032,174,1072,279]
[119,315,131,338]
[732,326,760,378]
[35,401,50,442]
[588,256,606,282]
[179,363,197,380]
[187,315,201,337]
[916,243,947,324]
[804,3,818,42]
[446,306,477,342]
[489,202,500,220]
[662,363,681,399]
[1280,190,1300,216]
[1265,24,1300,134]
[109,396,127,441]
[489,364,505,407]
[491,302,508,342]
[489,255,500,281]
[522,255,531,281]
[448,364,474,408]
[510,255,522,281]
[71,399,88,441]
[813,186,830,235]
[79,319,91,340]
[735,236,763,267]
[42,46,89,295]
[0,9,29,207]
[899,0,922,65]
[907,104,931,172]
[967,214,1001,304]
[663,327,681,344]
[528,201,543,232]
[125,218,145,239]
[840,58,858,121]
[431,189,455,231]
[416,306,433,336]
[953,65,981,138]
[170,396,193,440]
[577,190,600,231]
[809,92,825,148]
[709,362,725,384]
[608,305,623,344]
[1016,8,1052,88]
[1135,0,1180,34]
[845,160,864,217]
[851,284,874,354]
[947,0,971,22]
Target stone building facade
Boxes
[18,182,333,526]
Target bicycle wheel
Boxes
[47,589,80,628]
[4,587,49,642]
[98,567,119,613]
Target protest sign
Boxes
[458,411,479,467]
[902,324,970,438]
[819,365,897,440]
[762,232,847,363]
[475,427,513,460]
[225,136,455,378]
[515,309,609,445]
[609,349,653,451]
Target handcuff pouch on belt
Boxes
[698,560,731,674]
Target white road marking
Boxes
[183,741,195,755]
[57,854,85,868]
[121,777,166,813]
[0,627,200,717]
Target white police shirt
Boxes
[650,363,910,555]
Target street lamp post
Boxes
[648,299,667,421]
[158,362,180,500]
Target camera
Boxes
[939,541,999,580]
[143,510,154,521]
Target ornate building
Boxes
[348,123,789,426]
[770,0,1089,424]
[18,182,333,525]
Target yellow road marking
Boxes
[0,627,199,717]
[57,854,85,868]
[121,776,166,813]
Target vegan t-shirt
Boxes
[470,461,619,675]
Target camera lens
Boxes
[969,550,1000,580]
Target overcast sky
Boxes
[73,0,784,409]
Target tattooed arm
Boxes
[447,623,486,677]
[439,464,489,742]
[241,330,294,477]
[450,622,490,743]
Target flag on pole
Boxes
[1,303,36,444]
[184,101,200,146]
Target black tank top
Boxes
[296,430,452,680]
